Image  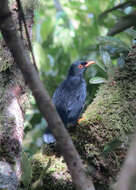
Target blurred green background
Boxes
[23,0,136,155]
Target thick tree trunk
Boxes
[0,1,34,189]
[0,66,25,190]
[77,45,136,188]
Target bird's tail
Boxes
[43,127,56,144]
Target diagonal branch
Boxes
[99,0,136,18]
[107,11,136,36]
[0,1,95,190]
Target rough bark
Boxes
[0,1,34,189]
[0,1,95,190]
[0,67,25,190]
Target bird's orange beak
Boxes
[85,61,95,67]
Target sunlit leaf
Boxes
[89,77,107,84]
[40,19,53,42]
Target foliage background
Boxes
[23,0,135,155]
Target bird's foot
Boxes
[78,117,86,124]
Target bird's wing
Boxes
[66,93,86,122]
[52,80,86,124]
[52,82,69,124]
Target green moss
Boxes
[30,47,136,190]
[31,152,75,190]
[30,58,136,188]
[75,47,136,187]
[84,83,133,138]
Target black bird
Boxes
[43,60,95,144]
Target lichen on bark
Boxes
[0,1,34,189]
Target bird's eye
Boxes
[78,64,84,69]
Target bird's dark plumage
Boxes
[43,60,95,143]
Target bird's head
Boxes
[68,60,95,77]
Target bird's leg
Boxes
[78,117,86,124]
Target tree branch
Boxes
[108,12,136,36]
[0,1,95,190]
[99,0,136,18]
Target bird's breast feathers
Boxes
[52,79,86,120]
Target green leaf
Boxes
[98,36,128,49]
[96,62,107,72]
[89,77,107,84]
[33,42,48,69]
[21,152,32,188]
[40,19,53,42]
[99,46,111,67]
[125,28,136,38]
